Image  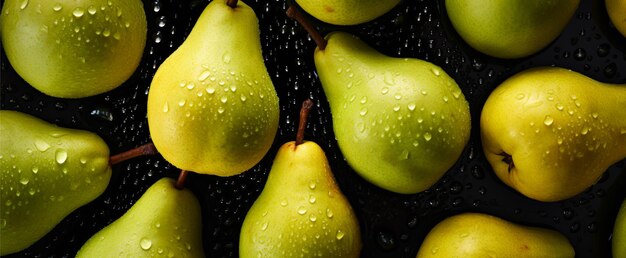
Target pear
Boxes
[0,110,111,255]
[240,141,361,257]
[147,0,279,176]
[445,0,579,59]
[0,0,147,98]
[607,0,626,37]
[313,32,471,194]
[76,177,204,257]
[416,213,575,257]
[480,67,626,202]
[614,198,626,258]
[294,0,400,25]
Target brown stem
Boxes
[499,152,515,173]
[226,0,238,8]
[109,143,158,165]
[296,99,314,146]
[286,6,327,50]
[175,170,189,189]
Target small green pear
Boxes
[0,0,147,98]
[294,0,400,25]
[445,0,579,58]
[76,177,204,257]
[240,141,361,257]
[481,67,626,202]
[147,0,279,176]
[614,198,626,258]
[607,0,626,37]
[0,110,111,255]
[416,213,575,257]
[314,32,471,194]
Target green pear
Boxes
[0,0,146,98]
[295,0,400,25]
[416,213,574,257]
[240,141,361,257]
[147,0,279,176]
[481,67,626,202]
[314,32,471,194]
[76,177,204,257]
[0,110,111,255]
[607,0,626,37]
[614,198,626,258]
[445,0,579,59]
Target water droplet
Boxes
[592,112,599,119]
[431,247,439,254]
[516,93,525,100]
[261,222,268,231]
[326,208,334,218]
[73,7,85,17]
[360,96,367,104]
[20,177,29,185]
[140,238,152,250]
[218,107,225,114]
[544,115,554,126]
[581,126,589,135]
[186,83,195,90]
[220,96,228,104]
[309,195,316,204]
[431,68,441,76]
[280,199,288,207]
[178,99,186,107]
[309,181,316,189]
[556,104,564,111]
[55,149,68,164]
[35,140,50,152]
[32,167,39,174]
[408,103,416,111]
[309,214,317,222]
[103,28,111,37]
[420,90,428,95]
[20,0,29,9]
[53,3,62,11]
[336,230,345,240]
[400,150,409,160]
[297,206,307,215]
[198,71,210,81]
[395,94,402,100]
[206,87,215,94]
[424,133,432,141]
[360,108,368,116]
[163,102,169,113]
[442,96,449,102]
[222,53,231,64]
[393,105,400,112]
[381,87,389,95]
[88,6,97,15]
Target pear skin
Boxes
[314,32,471,194]
[614,198,626,258]
[76,178,204,257]
[607,0,626,37]
[294,0,400,25]
[147,0,279,176]
[481,67,626,202]
[416,213,574,258]
[240,141,361,257]
[0,0,147,98]
[445,0,579,59]
[0,110,111,255]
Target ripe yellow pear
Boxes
[481,67,626,202]
[0,0,147,98]
[614,198,626,258]
[607,0,626,37]
[147,0,279,176]
[416,213,574,257]
[295,0,400,25]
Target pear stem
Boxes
[296,99,314,146]
[109,143,158,166]
[226,0,238,8]
[286,6,327,50]
[175,170,189,190]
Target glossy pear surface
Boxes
[615,198,626,258]
[76,178,204,257]
[147,0,279,176]
[315,32,471,194]
[0,0,147,98]
[445,0,579,59]
[240,141,361,257]
[295,0,400,25]
[481,67,626,202]
[607,0,626,37]
[0,110,111,255]
[416,213,574,257]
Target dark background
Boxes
[1,0,625,257]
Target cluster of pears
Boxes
[0,110,157,255]
[481,67,626,202]
[288,6,471,194]
[0,0,147,98]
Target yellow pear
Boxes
[481,67,626,201]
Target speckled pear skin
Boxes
[146,0,279,176]
[481,67,626,202]
[0,0,146,98]
[314,32,471,194]
[0,110,111,255]
[240,141,361,257]
[76,178,204,258]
